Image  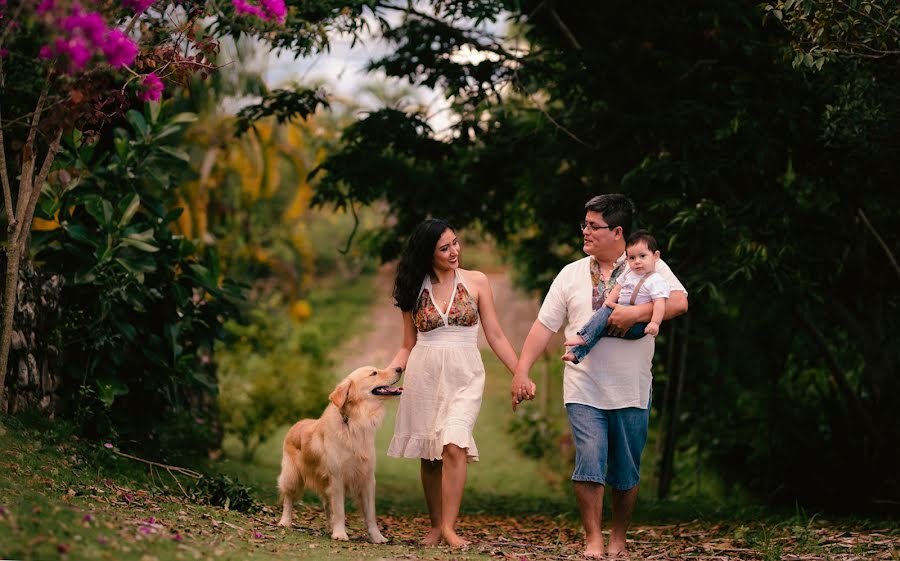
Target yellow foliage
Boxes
[289,299,311,322]
[32,211,61,231]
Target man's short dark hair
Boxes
[584,194,635,239]
[626,230,659,252]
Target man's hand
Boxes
[511,374,537,411]
[607,304,641,337]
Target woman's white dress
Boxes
[387,269,485,463]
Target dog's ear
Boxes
[330,379,354,409]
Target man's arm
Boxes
[510,319,552,410]
[607,291,688,335]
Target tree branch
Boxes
[857,207,900,281]
[17,128,63,249]
[13,76,51,240]
[547,4,582,50]
[795,306,886,451]
[0,106,15,227]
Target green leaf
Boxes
[84,197,114,227]
[148,99,161,124]
[118,194,141,227]
[127,110,149,138]
[169,112,198,124]
[64,223,99,247]
[120,237,160,252]
[123,228,155,242]
[158,146,191,162]
[96,378,129,407]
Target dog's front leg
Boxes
[327,481,349,541]
[360,473,387,543]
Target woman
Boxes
[387,218,518,547]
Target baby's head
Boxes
[625,230,661,275]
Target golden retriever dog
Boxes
[277,365,402,543]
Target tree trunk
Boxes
[0,244,21,412]
[654,320,678,496]
[657,313,690,499]
[0,78,62,410]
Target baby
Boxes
[562,230,670,363]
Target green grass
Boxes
[3,270,897,560]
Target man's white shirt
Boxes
[537,255,687,410]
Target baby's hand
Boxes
[644,322,659,336]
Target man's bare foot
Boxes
[583,542,605,558]
[421,528,442,546]
[607,536,628,557]
[441,530,470,548]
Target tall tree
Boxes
[312,0,899,510]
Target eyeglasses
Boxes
[580,220,617,233]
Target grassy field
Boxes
[1,269,898,560]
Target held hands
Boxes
[644,321,660,336]
[510,374,536,411]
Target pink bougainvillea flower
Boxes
[123,0,155,13]
[103,443,113,449]
[138,72,164,101]
[97,535,108,545]
[36,0,54,15]
[63,11,106,45]
[55,36,93,70]
[139,525,153,535]
[172,533,183,542]
[101,28,138,67]
[232,0,285,24]
[83,513,95,522]
[253,531,265,539]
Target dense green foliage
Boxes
[312,1,899,511]
[32,105,241,453]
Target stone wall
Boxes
[1,257,65,415]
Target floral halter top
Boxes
[413,270,479,332]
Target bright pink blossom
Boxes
[139,72,164,101]
[63,11,106,44]
[123,0,155,13]
[101,28,137,67]
[36,0,54,15]
[232,0,285,24]
[54,36,92,69]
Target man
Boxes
[511,194,688,558]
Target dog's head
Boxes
[329,366,403,410]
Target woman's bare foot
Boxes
[441,530,470,548]
[421,528,442,546]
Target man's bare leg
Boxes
[574,481,605,557]
[607,485,639,556]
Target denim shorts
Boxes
[565,399,651,490]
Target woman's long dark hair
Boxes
[393,218,454,311]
